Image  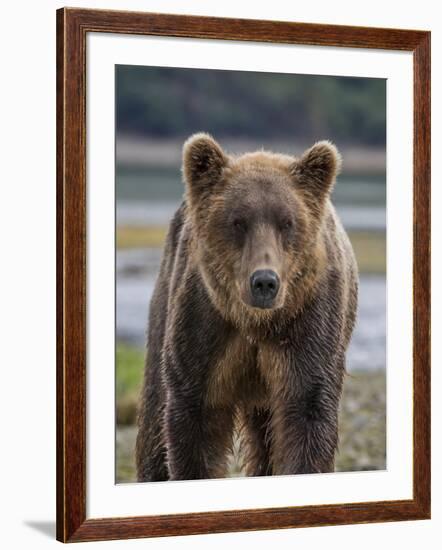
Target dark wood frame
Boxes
[56,7,431,543]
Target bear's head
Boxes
[182,133,341,321]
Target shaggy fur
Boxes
[136,133,358,481]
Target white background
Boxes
[0,0,439,548]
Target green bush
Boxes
[116,344,145,425]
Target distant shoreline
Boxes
[116,135,386,176]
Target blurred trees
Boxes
[116,65,385,146]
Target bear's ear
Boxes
[291,141,342,197]
[182,133,228,200]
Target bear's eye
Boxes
[233,218,247,232]
[282,219,293,230]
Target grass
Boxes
[117,225,386,274]
[117,225,167,249]
[349,230,385,274]
[116,344,144,425]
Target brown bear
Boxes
[136,133,358,481]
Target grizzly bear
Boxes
[136,133,358,481]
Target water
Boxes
[116,248,385,372]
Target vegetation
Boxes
[117,66,386,146]
[117,225,167,249]
[349,231,386,274]
[116,344,144,426]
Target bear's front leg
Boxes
[161,274,234,480]
[164,390,233,480]
[262,346,345,475]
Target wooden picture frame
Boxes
[56,7,431,542]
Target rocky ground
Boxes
[116,369,385,483]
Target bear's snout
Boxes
[250,269,280,309]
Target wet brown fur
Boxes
[136,133,358,481]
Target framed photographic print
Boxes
[56,7,431,542]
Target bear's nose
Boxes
[250,269,280,307]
